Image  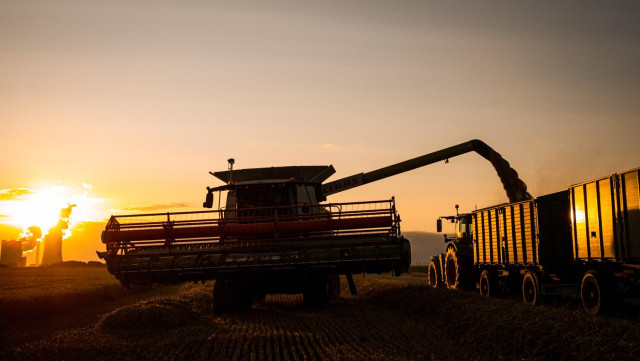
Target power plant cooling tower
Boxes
[40,228,63,265]
[1,240,23,266]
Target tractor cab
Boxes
[436,204,473,243]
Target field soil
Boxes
[2,268,640,360]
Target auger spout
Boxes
[321,139,532,202]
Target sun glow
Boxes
[0,183,105,236]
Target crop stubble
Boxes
[3,272,640,360]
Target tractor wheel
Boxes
[581,270,615,315]
[479,270,495,297]
[304,275,331,309]
[213,279,252,315]
[522,272,540,306]
[444,248,472,290]
[428,259,443,288]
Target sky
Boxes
[1,1,639,263]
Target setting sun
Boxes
[0,184,105,238]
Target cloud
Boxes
[0,188,34,201]
[118,203,192,212]
[322,143,336,149]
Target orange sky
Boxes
[1,1,639,262]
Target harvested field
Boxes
[0,267,124,326]
[3,274,640,360]
[0,266,181,345]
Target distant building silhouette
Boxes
[1,240,24,266]
[41,227,63,265]
[40,205,74,265]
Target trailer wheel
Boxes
[428,259,443,288]
[581,271,608,315]
[444,248,472,290]
[522,272,540,306]
[479,270,494,297]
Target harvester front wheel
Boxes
[428,259,442,288]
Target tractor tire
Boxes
[444,247,473,290]
[479,270,496,297]
[428,259,443,288]
[213,279,252,315]
[522,272,540,306]
[304,275,331,309]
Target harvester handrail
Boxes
[102,199,400,255]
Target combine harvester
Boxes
[429,167,640,314]
[99,140,529,313]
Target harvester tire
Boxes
[428,259,443,288]
[522,272,540,306]
[479,270,495,297]
[304,275,331,309]
[213,279,252,315]
[444,248,472,290]
[329,274,341,300]
[253,293,267,303]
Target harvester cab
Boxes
[202,158,332,212]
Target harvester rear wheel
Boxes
[444,248,472,290]
[304,275,332,309]
[213,279,252,315]
[329,274,341,300]
[522,272,540,306]
[428,259,442,288]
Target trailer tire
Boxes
[428,259,443,288]
[522,272,540,306]
[444,248,472,290]
[479,270,495,297]
[581,270,610,315]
